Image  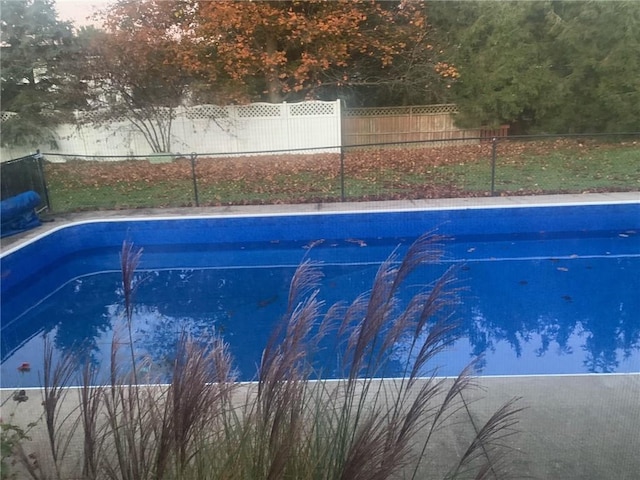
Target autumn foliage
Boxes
[187,0,434,102]
[94,0,456,105]
[71,0,459,152]
[94,0,191,108]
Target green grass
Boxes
[197,173,342,204]
[45,144,639,212]
[47,181,197,211]
[494,148,640,192]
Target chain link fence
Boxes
[0,151,50,212]
[7,133,637,213]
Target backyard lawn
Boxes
[44,139,639,212]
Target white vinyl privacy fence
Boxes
[0,100,341,161]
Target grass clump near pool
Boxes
[43,139,639,212]
[3,235,522,480]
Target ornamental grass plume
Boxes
[10,235,522,480]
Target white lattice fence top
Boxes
[75,110,126,123]
[1,111,18,122]
[153,107,173,120]
[1,110,61,122]
[289,101,337,116]
[3,101,340,125]
[237,103,282,118]
[185,104,229,119]
[76,107,179,124]
[344,104,458,117]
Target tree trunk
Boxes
[265,33,282,103]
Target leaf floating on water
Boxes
[257,295,279,308]
[557,267,569,272]
[346,238,367,247]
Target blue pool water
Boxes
[1,202,639,387]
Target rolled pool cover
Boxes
[1,190,42,238]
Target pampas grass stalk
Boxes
[13,235,522,480]
[41,336,80,480]
[78,360,105,480]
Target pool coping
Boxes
[2,191,638,253]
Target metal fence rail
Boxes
[19,132,639,213]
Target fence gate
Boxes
[0,152,50,212]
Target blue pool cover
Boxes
[0,190,41,238]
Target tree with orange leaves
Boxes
[184,0,454,105]
[78,0,456,145]
[77,0,194,153]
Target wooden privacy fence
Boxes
[342,104,508,146]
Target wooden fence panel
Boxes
[343,104,485,146]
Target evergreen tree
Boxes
[0,0,83,147]
[434,1,640,133]
[545,1,640,133]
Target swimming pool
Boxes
[1,200,639,387]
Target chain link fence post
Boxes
[340,145,346,202]
[34,149,51,212]
[490,137,498,196]
[190,152,199,207]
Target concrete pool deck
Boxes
[2,375,639,479]
[2,192,639,478]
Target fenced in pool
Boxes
[1,199,638,388]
